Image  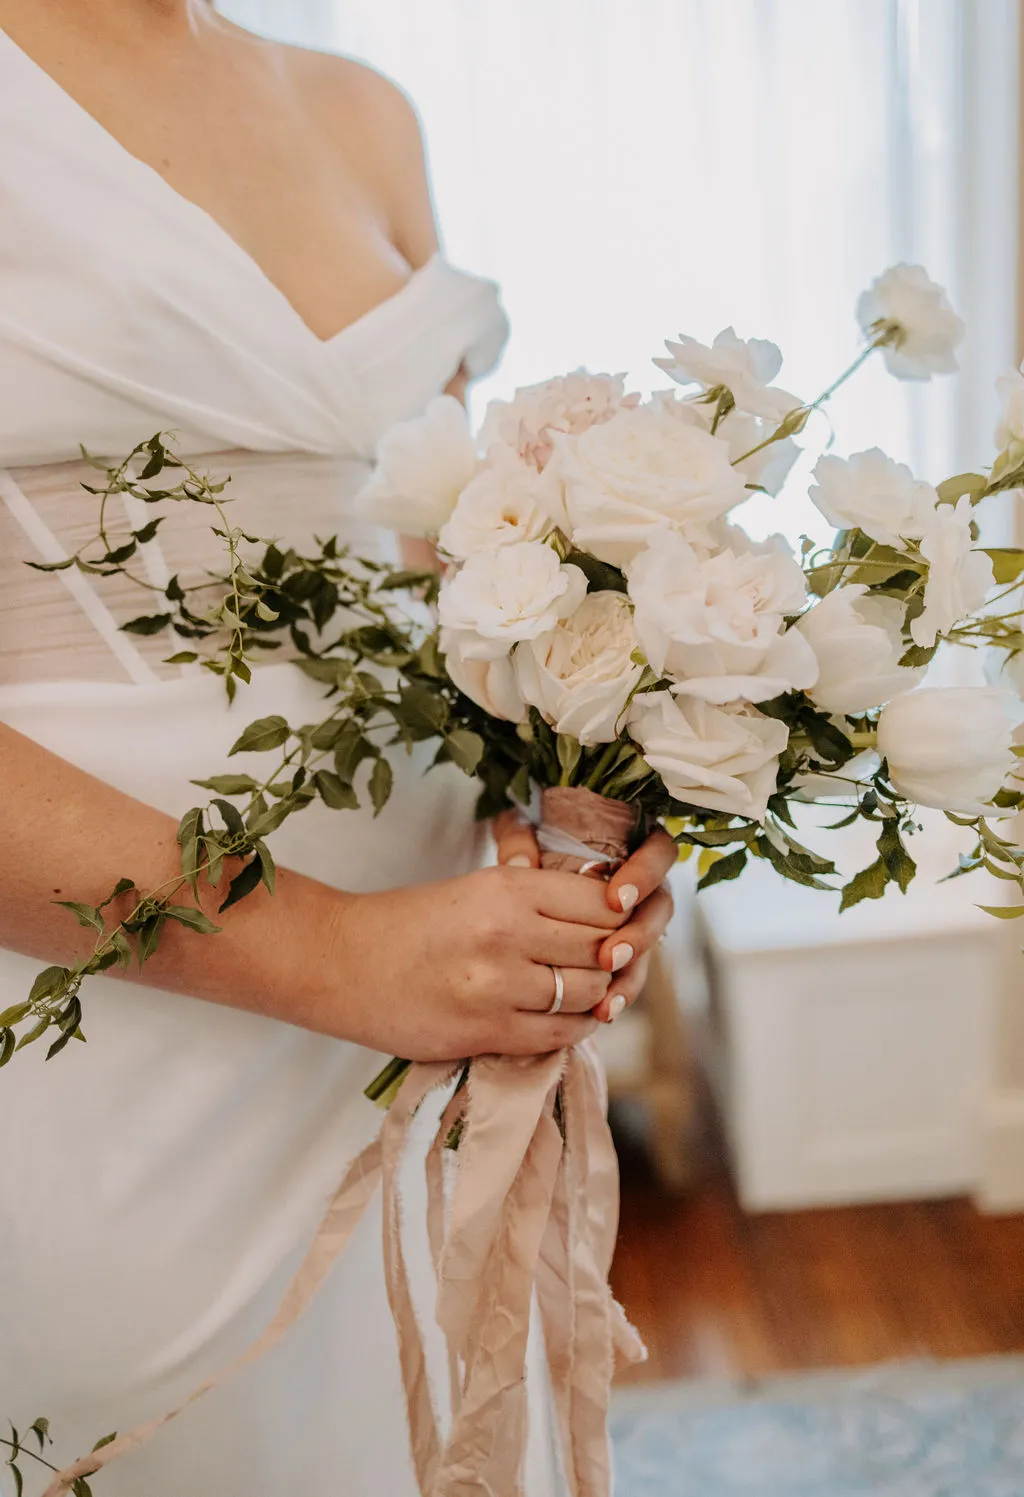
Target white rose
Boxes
[548,397,748,567]
[654,327,802,421]
[810,448,937,548]
[630,691,787,821]
[514,591,644,746]
[480,370,637,472]
[856,264,965,380]
[797,584,924,714]
[995,366,1024,452]
[438,456,552,560]
[437,541,587,659]
[877,686,1019,813]
[440,628,526,723]
[685,402,799,497]
[358,395,477,535]
[910,497,994,648]
[628,527,818,704]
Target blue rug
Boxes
[610,1358,1024,1495]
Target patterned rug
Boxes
[610,1358,1024,1496]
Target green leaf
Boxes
[121,613,172,636]
[72,1479,94,1497]
[228,715,290,754]
[564,550,628,595]
[977,903,1024,918]
[91,1433,117,1453]
[936,471,988,504]
[509,765,532,807]
[0,1029,16,1067]
[556,734,582,785]
[0,1000,32,1028]
[369,757,393,816]
[177,806,203,894]
[898,642,938,668]
[839,857,889,911]
[877,817,917,894]
[191,774,260,795]
[803,712,853,766]
[25,557,74,572]
[983,547,1024,586]
[164,650,199,665]
[10,1462,23,1497]
[29,1418,50,1453]
[163,904,221,934]
[697,847,748,889]
[445,729,484,775]
[254,839,276,895]
[54,901,105,933]
[313,770,359,810]
[217,858,263,913]
[28,966,69,1005]
[45,1029,75,1060]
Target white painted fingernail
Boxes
[607,994,627,1022]
[507,855,532,868]
[618,883,639,913]
[611,943,633,973]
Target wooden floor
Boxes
[609,1102,1024,1386]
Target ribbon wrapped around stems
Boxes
[42,786,647,1497]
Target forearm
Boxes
[0,724,352,1037]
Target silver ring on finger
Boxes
[546,965,565,1015]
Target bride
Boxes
[0,3,675,1493]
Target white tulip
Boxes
[856,264,965,380]
[547,395,747,567]
[797,584,924,714]
[514,591,644,746]
[358,395,477,535]
[809,448,937,549]
[440,629,526,723]
[438,456,552,560]
[654,327,802,422]
[628,527,818,704]
[910,497,994,648]
[877,686,1019,813]
[437,541,587,659]
[629,691,787,821]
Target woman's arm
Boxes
[0,723,659,1060]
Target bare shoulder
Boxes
[282,47,439,264]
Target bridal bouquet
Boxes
[12,263,1024,1497]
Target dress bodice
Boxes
[0,27,508,685]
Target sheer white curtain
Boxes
[220,0,1019,543]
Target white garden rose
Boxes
[995,365,1024,453]
[809,448,937,548]
[437,541,587,659]
[629,691,788,821]
[797,584,924,714]
[856,264,965,380]
[479,370,637,472]
[628,527,818,704]
[910,497,994,648]
[548,396,747,566]
[654,327,802,422]
[438,457,552,560]
[514,591,644,746]
[686,402,800,496]
[877,686,1019,813]
[358,395,476,535]
[440,628,526,723]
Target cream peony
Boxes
[438,456,552,560]
[514,591,644,746]
[654,327,802,422]
[856,264,965,380]
[358,395,477,535]
[548,396,748,567]
[910,497,994,648]
[797,584,924,714]
[877,687,1019,813]
[437,541,587,659]
[629,691,787,821]
[628,527,818,704]
[479,370,637,472]
[440,629,526,723]
[809,448,937,548]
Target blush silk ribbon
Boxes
[42,787,646,1497]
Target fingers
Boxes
[503,1011,601,1055]
[592,950,650,1024]
[517,962,610,1015]
[492,810,540,869]
[598,883,672,973]
[606,829,677,915]
[526,869,625,931]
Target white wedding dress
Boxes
[0,29,564,1497]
